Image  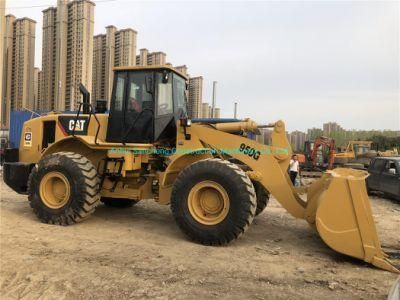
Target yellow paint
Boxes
[39,171,70,209]
[187,180,230,225]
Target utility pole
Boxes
[234,102,237,119]
[211,81,217,118]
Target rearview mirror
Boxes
[162,70,169,83]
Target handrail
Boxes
[71,102,101,145]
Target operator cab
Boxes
[106,66,188,144]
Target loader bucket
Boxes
[306,168,399,273]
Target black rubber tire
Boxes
[28,152,100,225]
[171,158,257,245]
[252,181,270,216]
[101,197,138,208]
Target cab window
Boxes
[113,73,126,111]
[156,72,173,116]
[173,73,186,115]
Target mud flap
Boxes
[307,168,399,273]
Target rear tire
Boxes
[171,158,257,245]
[101,197,138,208]
[28,152,100,225]
[253,181,270,216]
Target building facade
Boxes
[307,127,323,140]
[214,107,221,118]
[41,0,95,111]
[289,130,307,152]
[135,48,167,66]
[187,76,203,119]
[201,102,211,118]
[0,0,5,127]
[174,65,188,76]
[323,122,344,136]
[37,70,43,109]
[1,15,36,127]
[33,67,40,109]
[92,26,137,103]
[41,6,57,111]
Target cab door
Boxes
[123,71,154,143]
[367,159,385,190]
[106,71,154,143]
[380,160,400,197]
[106,71,127,142]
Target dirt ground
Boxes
[1,177,399,300]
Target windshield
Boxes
[354,144,371,154]
[128,71,153,113]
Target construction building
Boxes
[289,130,307,152]
[187,76,203,119]
[307,127,323,140]
[201,103,211,118]
[214,107,221,118]
[0,0,5,127]
[92,26,137,103]
[175,65,188,76]
[33,68,40,109]
[37,70,43,109]
[40,0,95,111]
[135,49,167,66]
[323,122,344,136]
[1,15,36,127]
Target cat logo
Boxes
[58,116,89,135]
[68,119,86,131]
[24,132,32,147]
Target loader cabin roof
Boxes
[113,65,188,80]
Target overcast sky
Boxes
[5,0,400,131]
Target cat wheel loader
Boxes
[3,66,399,273]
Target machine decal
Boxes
[58,116,89,136]
[23,132,32,147]
[239,143,260,160]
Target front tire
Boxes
[28,152,100,225]
[171,158,257,245]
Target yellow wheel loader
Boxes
[334,141,377,169]
[3,66,398,273]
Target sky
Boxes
[5,0,400,132]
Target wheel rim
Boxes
[188,180,230,225]
[39,171,71,209]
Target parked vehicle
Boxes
[367,157,400,201]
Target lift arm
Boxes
[179,120,399,273]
